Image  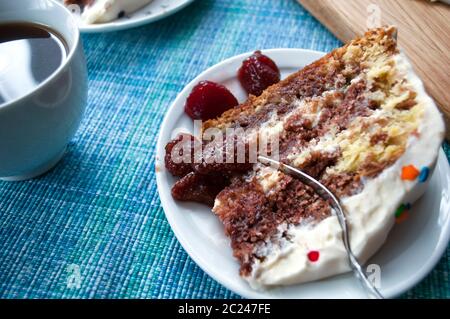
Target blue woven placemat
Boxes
[0,0,448,299]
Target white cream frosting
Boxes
[245,53,445,289]
[80,0,153,24]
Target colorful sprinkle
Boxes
[401,165,420,181]
[395,211,409,224]
[395,203,411,224]
[307,251,320,262]
[395,204,406,218]
[418,167,430,183]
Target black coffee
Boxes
[0,22,68,105]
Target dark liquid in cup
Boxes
[0,22,68,105]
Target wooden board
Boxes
[298,0,450,139]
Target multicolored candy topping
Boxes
[401,165,430,183]
[418,167,430,183]
[401,165,420,181]
[395,203,411,224]
[307,251,320,263]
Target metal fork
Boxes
[258,155,384,299]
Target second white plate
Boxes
[155,48,450,298]
[60,0,195,33]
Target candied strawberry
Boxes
[171,172,230,207]
[184,81,238,120]
[238,50,280,96]
[164,134,199,177]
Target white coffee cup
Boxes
[0,0,87,181]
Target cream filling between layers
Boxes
[244,53,445,289]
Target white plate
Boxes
[59,0,195,33]
[155,49,450,299]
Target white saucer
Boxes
[155,48,450,298]
[59,0,195,33]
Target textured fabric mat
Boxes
[0,0,448,298]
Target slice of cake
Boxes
[166,27,445,288]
